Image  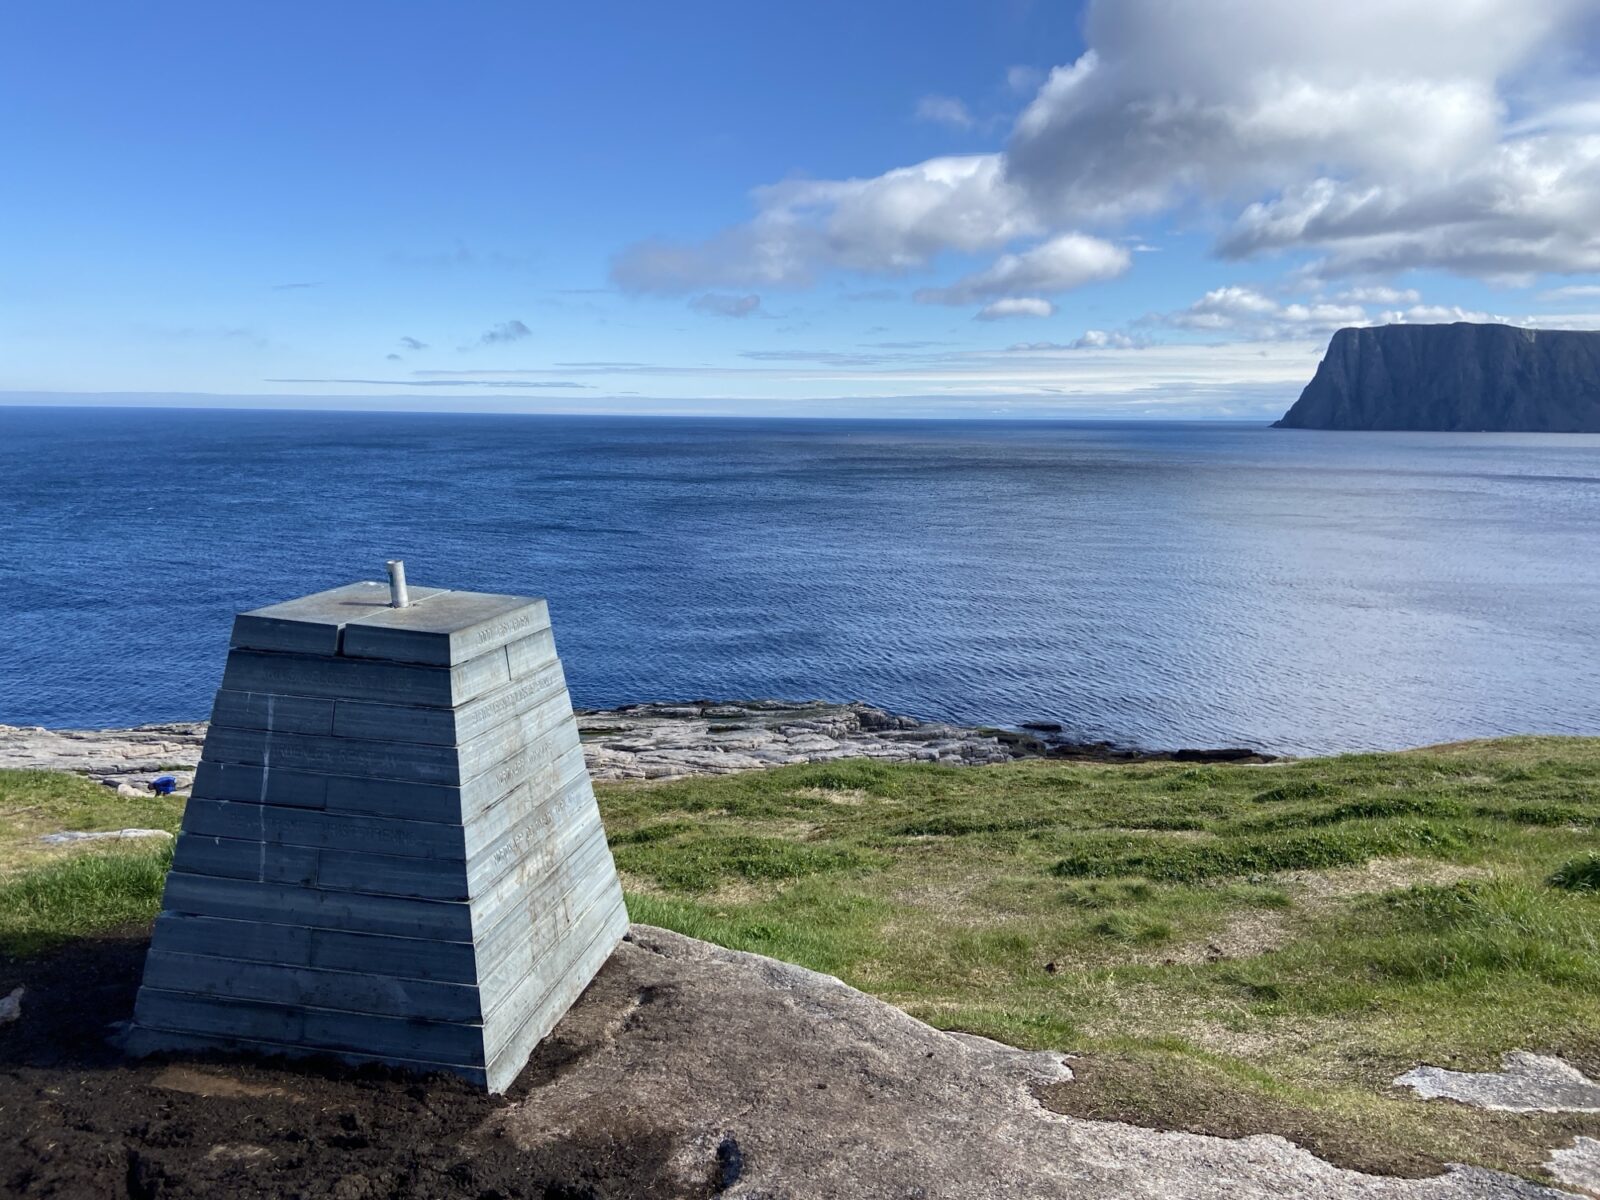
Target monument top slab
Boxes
[232,579,550,666]
[342,590,550,666]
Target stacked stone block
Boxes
[126,580,628,1092]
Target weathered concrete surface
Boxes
[125,580,628,1095]
[0,701,1272,789]
[498,925,1571,1199]
[1396,1054,1600,1114]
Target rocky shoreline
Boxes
[0,699,1274,791]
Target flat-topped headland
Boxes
[0,699,1271,790]
[1276,321,1600,431]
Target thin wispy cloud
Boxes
[975,298,1055,320]
[471,320,532,347]
[266,376,589,389]
[689,293,764,318]
[915,94,976,130]
[143,325,273,351]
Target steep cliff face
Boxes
[1274,323,1600,431]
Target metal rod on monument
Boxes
[386,559,410,608]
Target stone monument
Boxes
[126,564,628,1092]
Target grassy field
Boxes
[0,770,181,956]
[3,738,1599,1180]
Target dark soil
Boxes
[0,928,705,1199]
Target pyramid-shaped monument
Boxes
[126,569,628,1092]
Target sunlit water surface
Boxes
[3,408,1597,755]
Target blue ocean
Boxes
[3,406,1597,756]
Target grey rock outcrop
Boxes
[1396,1053,1600,1113]
[495,925,1571,1199]
[0,702,1270,789]
[576,699,1020,779]
[0,722,205,782]
[1275,323,1600,432]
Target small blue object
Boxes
[150,775,178,796]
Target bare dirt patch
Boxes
[154,1064,304,1101]
[790,786,873,806]
[0,928,677,1199]
[1281,857,1492,908]
[1154,909,1293,965]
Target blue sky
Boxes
[4,0,1599,417]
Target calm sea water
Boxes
[2,406,1597,755]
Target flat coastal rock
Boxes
[1396,1053,1600,1113]
[498,925,1568,1200]
[0,701,1270,787]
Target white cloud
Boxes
[1334,286,1420,305]
[975,297,1055,320]
[612,0,1600,313]
[1157,286,1369,339]
[1005,0,1578,222]
[611,155,1038,292]
[1070,329,1142,350]
[1378,304,1508,324]
[914,233,1130,305]
[1005,65,1044,96]
[916,95,975,130]
[1007,331,1147,350]
[1218,136,1600,280]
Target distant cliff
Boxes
[1274,323,1600,432]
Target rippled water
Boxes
[3,406,1597,754]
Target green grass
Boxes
[1549,852,1600,891]
[0,769,183,874]
[3,737,1600,1178]
[0,769,183,956]
[0,841,174,957]
[592,737,1600,1179]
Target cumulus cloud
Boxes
[1156,286,1369,339]
[1070,329,1144,349]
[1218,136,1600,281]
[916,95,975,130]
[611,155,1038,293]
[398,336,427,350]
[1378,304,1509,324]
[689,292,764,318]
[975,297,1055,320]
[914,233,1130,304]
[610,0,1600,315]
[1002,2,1566,221]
